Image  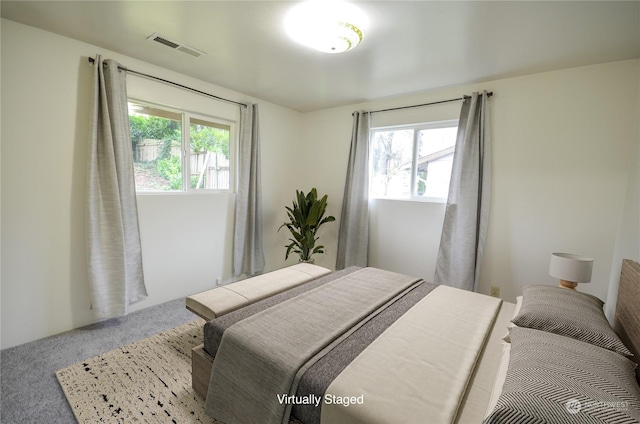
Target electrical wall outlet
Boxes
[490,286,500,298]
[216,277,222,286]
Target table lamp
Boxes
[549,253,593,290]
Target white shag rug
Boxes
[56,319,218,423]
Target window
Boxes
[128,100,233,192]
[370,120,457,201]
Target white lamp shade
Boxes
[549,253,593,283]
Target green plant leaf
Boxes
[279,188,336,261]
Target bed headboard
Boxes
[613,259,640,381]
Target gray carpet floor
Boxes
[0,298,197,424]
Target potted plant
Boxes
[279,188,336,262]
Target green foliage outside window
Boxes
[129,102,231,191]
[190,125,229,158]
[129,115,180,161]
[156,155,182,190]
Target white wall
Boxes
[368,199,445,279]
[605,63,640,322]
[301,59,640,306]
[1,19,301,349]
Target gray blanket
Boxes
[204,267,422,424]
[203,266,436,424]
[203,267,358,356]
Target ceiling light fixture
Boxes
[284,1,368,54]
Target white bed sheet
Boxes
[456,300,515,423]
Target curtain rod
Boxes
[362,91,493,115]
[88,57,248,108]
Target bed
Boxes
[189,260,640,424]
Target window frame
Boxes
[128,98,236,195]
[369,119,458,203]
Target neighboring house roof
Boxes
[400,146,455,171]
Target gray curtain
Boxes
[434,91,491,292]
[233,103,265,278]
[336,111,371,269]
[86,56,147,318]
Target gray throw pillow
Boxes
[484,327,640,424]
[512,285,633,357]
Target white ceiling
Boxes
[2,1,639,112]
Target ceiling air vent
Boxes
[147,33,206,58]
